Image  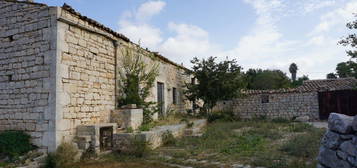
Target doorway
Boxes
[157,82,165,117]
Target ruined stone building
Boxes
[232,78,357,120]
[0,0,191,152]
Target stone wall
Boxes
[0,1,191,152]
[0,1,57,151]
[55,8,117,143]
[317,113,357,168]
[55,7,191,143]
[232,92,319,120]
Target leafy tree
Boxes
[292,75,309,87]
[334,14,357,79]
[335,61,357,78]
[186,57,246,113]
[339,14,357,59]
[289,63,298,82]
[117,45,159,123]
[245,69,292,90]
[326,73,337,79]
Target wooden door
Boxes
[318,90,357,120]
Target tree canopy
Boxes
[185,57,246,113]
[289,63,298,82]
[328,14,357,78]
[245,69,292,90]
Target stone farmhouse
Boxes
[0,0,192,152]
[232,78,357,120]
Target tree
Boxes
[289,63,298,82]
[336,61,357,78]
[185,57,246,113]
[334,14,357,79]
[292,75,309,87]
[339,14,357,60]
[245,69,292,90]
[326,73,337,79]
[117,45,159,123]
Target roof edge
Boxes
[60,3,190,71]
[1,0,47,6]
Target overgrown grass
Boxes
[155,120,324,168]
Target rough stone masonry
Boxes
[317,113,357,168]
[0,0,192,152]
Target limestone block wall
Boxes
[232,92,319,120]
[55,8,117,142]
[0,1,57,151]
[317,113,357,168]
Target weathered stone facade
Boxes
[232,92,319,120]
[0,1,57,151]
[317,113,357,168]
[0,0,191,152]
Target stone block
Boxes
[317,146,352,168]
[111,108,143,130]
[328,113,353,134]
[321,130,342,149]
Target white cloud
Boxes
[135,1,166,22]
[303,0,336,13]
[159,22,218,65]
[118,1,166,49]
[117,0,354,79]
[311,1,357,34]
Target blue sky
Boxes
[37,0,357,79]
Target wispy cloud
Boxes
[117,0,355,79]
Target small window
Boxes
[191,78,195,84]
[261,95,269,103]
[172,87,177,104]
[7,75,12,82]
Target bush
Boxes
[271,117,290,123]
[162,131,176,146]
[0,131,35,160]
[126,136,151,158]
[43,142,79,168]
[207,110,236,123]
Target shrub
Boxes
[162,131,176,146]
[0,131,35,160]
[271,117,290,123]
[43,142,79,168]
[207,110,236,123]
[139,122,156,131]
[123,136,151,158]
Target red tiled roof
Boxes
[242,78,357,95]
[296,78,357,92]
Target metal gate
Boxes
[157,82,165,117]
[318,90,357,120]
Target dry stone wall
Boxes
[317,113,357,168]
[0,1,57,151]
[232,92,319,120]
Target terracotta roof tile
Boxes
[242,78,357,95]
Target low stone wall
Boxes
[232,92,319,120]
[317,113,357,168]
[113,119,207,150]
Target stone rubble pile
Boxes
[317,113,357,168]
